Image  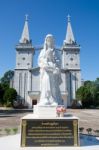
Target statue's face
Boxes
[46,36,54,49]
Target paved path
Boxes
[0,109,99,135]
[68,109,99,133]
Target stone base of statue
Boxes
[21,105,79,147]
[33,105,57,117]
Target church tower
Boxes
[62,15,81,106]
[14,15,34,106]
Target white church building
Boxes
[11,15,81,108]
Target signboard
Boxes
[21,119,78,147]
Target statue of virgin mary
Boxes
[38,34,63,106]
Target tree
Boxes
[76,85,93,108]
[84,80,92,87]
[0,84,4,104]
[95,78,99,85]
[0,70,14,85]
[1,83,9,91]
[0,70,16,107]
[76,86,85,101]
[3,88,17,106]
[94,91,99,106]
[92,78,99,106]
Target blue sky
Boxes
[0,0,99,81]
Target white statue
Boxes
[38,34,63,106]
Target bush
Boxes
[79,127,84,133]
[82,99,93,108]
[76,86,94,108]
[86,128,92,135]
[71,99,82,109]
[12,128,18,134]
[5,128,11,135]
[94,130,99,136]
[0,84,4,104]
[6,101,12,107]
[3,88,17,106]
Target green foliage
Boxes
[12,128,18,134]
[76,86,93,108]
[76,78,99,108]
[0,70,15,105]
[76,86,85,101]
[5,102,12,107]
[0,70,14,85]
[86,128,92,134]
[94,130,99,136]
[84,80,92,87]
[3,88,17,106]
[0,84,4,104]
[1,83,9,91]
[5,128,11,135]
[79,127,84,133]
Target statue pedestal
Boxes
[21,99,79,147]
[21,114,79,147]
[21,105,79,147]
[33,105,56,117]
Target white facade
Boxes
[12,16,81,108]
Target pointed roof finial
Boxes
[19,15,30,44]
[64,15,75,44]
[67,14,70,22]
[25,14,28,21]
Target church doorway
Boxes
[32,99,37,107]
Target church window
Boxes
[22,57,26,60]
[17,63,20,65]
[70,57,73,61]
[27,63,30,65]
[66,63,68,66]
[75,63,78,66]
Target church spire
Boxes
[19,15,30,44]
[64,15,75,44]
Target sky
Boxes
[0,0,99,81]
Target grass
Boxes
[0,127,19,136]
[5,128,11,135]
[12,128,18,134]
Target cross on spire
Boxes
[19,15,30,43]
[25,14,28,21]
[67,14,71,22]
[64,15,75,44]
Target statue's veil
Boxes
[44,34,54,50]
